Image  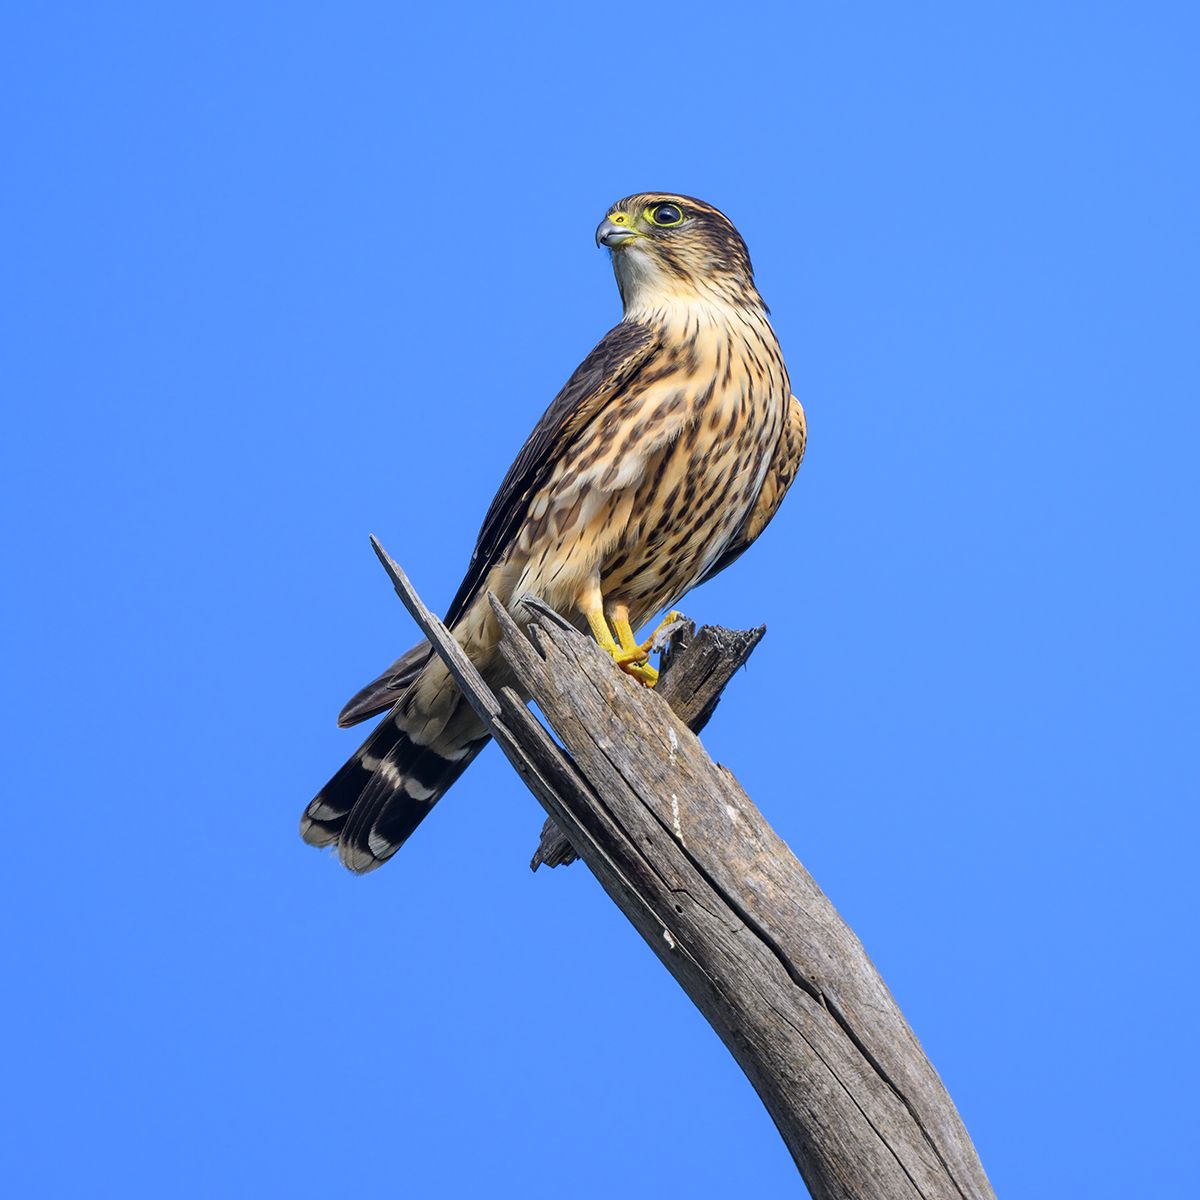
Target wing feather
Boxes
[695,394,807,587]
[444,320,658,625]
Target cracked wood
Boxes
[367,537,994,1200]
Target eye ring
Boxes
[646,202,685,227]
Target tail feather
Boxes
[335,734,487,872]
[304,637,493,872]
[337,642,434,728]
[302,697,490,873]
[299,715,406,848]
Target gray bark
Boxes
[368,536,995,1200]
[531,617,765,869]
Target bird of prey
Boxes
[301,193,806,873]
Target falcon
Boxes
[301,193,807,872]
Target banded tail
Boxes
[300,641,489,872]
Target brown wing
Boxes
[696,394,807,587]
[444,319,659,625]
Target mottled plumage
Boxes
[302,193,806,872]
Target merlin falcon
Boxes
[301,193,807,872]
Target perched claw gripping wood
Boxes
[369,537,995,1200]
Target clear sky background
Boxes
[4,4,1197,1197]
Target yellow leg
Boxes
[584,602,658,687]
[586,607,620,655]
[610,603,658,685]
[611,604,645,660]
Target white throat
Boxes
[611,243,762,326]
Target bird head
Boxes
[595,193,761,315]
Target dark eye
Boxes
[647,202,684,227]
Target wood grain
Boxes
[368,538,995,1200]
[531,617,765,869]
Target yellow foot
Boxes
[612,604,680,687]
[637,610,685,656]
[621,660,659,687]
[614,644,649,667]
[586,605,661,687]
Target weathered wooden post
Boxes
[370,536,994,1200]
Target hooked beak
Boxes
[596,216,639,248]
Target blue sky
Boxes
[4,4,1197,1196]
